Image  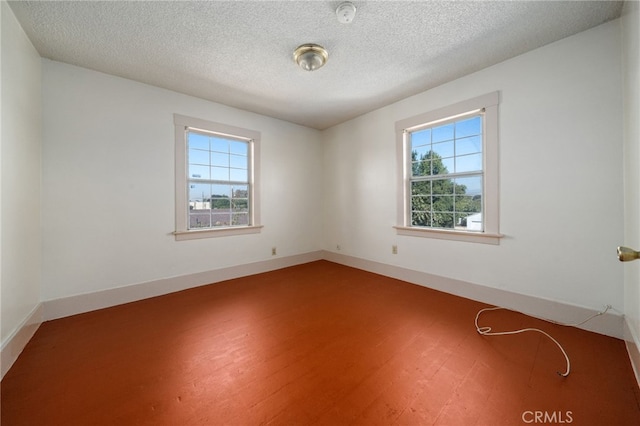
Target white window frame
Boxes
[173,114,262,241]
[394,92,502,244]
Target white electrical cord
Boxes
[474,305,611,377]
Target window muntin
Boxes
[408,112,484,231]
[174,114,261,240]
[395,91,500,244]
[187,130,251,229]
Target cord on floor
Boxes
[474,305,611,377]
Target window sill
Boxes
[394,226,503,245]
[174,225,263,241]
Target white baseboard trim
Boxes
[4,250,627,381]
[322,251,624,339]
[1,303,43,380]
[43,251,323,321]
[624,318,640,388]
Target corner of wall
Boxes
[43,251,324,321]
[322,251,625,340]
[1,303,43,379]
[1,0,45,380]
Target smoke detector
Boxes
[336,2,357,24]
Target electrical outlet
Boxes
[272,247,277,256]
[392,245,398,254]
[336,244,341,251]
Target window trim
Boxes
[173,114,262,241]
[394,92,502,245]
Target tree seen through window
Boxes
[409,113,483,230]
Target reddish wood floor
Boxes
[2,260,640,425]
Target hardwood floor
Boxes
[2,260,639,425]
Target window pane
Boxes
[230,154,247,169]
[189,182,211,207]
[455,212,482,231]
[232,185,248,198]
[411,195,431,214]
[412,159,431,177]
[432,212,454,229]
[412,145,432,176]
[455,195,482,214]
[455,135,482,156]
[432,195,453,213]
[210,152,228,167]
[230,141,248,155]
[439,157,454,174]
[412,145,431,161]
[411,211,432,227]
[432,123,454,143]
[455,153,482,173]
[188,133,209,150]
[231,199,248,212]
[232,213,249,226]
[431,179,454,195]
[411,129,431,147]
[411,160,420,176]
[211,184,232,198]
[230,168,248,182]
[211,137,228,153]
[411,181,431,196]
[210,182,246,227]
[189,180,212,230]
[190,211,211,229]
[455,116,482,138]
[212,166,229,181]
[432,140,454,159]
[211,210,230,227]
[211,184,232,210]
[211,196,230,209]
[411,195,431,205]
[454,176,482,196]
[188,149,209,165]
[188,164,209,180]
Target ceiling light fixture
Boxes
[336,2,357,24]
[293,44,328,71]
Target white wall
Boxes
[1,1,42,346]
[2,3,632,373]
[323,20,624,313]
[622,0,640,366]
[41,60,323,301]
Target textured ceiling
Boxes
[9,1,624,130]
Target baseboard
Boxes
[1,303,43,379]
[43,250,625,337]
[624,318,640,388]
[6,249,626,382]
[43,250,323,321]
[322,251,625,339]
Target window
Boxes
[174,114,261,240]
[395,92,501,244]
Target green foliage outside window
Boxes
[411,150,481,229]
